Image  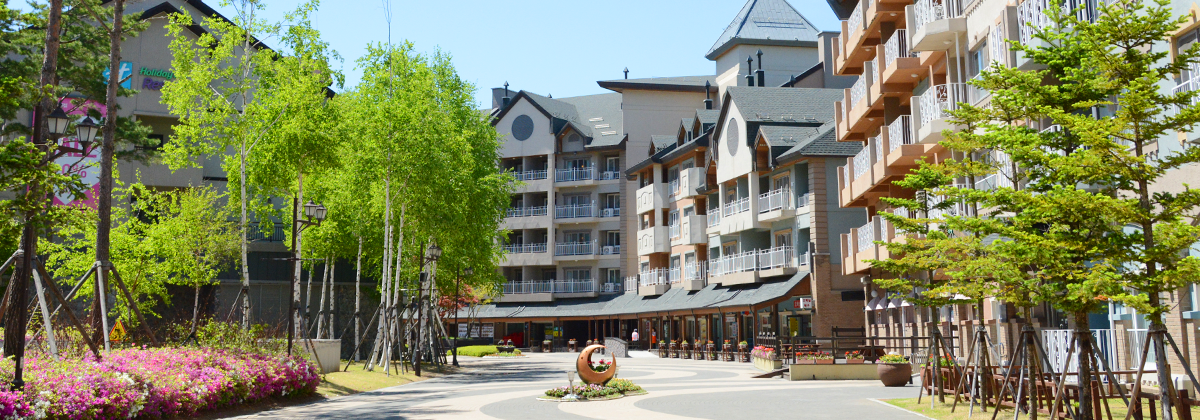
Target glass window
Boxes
[606,231,620,247]
[565,268,591,281]
[775,230,792,248]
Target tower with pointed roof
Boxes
[708,0,823,96]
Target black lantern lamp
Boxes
[75,116,100,150]
[46,106,71,137]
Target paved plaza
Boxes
[234,353,926,419]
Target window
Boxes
[669,210,680,228]
[969,44,988,78]
[565,231,590,243]
[1178,27,1200,81]
[682,158,695,170]
[606,231,620,247]
[682,206,694,216]
[541,269,555,281]
[605,269,620,284]
[565,268,591,281]
[726,118,739,156]
[568,134,582,143]
[722,241,737,256]
[606,157,620,172]
[565,158,590,170]
[510,268,523,282]
[774,229,792,248]
[604,193,620,210]
[563,194,589,206]
[772,173,790,192]
[640,262,649,272]
[725,184,737,204]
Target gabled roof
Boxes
[780,62,825,87]
[725,87,842,124]
[651,135,677,153]
[775,124,863,163]
[598,76,718,93]
[492,91,625,149]
[695,109,721,126]
[706,0,822,60]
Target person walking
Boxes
[631,329,640,350]
[651,329,657,349]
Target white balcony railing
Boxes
[707,211,721,227]
[600,207,620,218]
[850,68,869,110]
[758,246,795,270]
[555,203,595,219]
[1017,0,1052,44]
[796,192,811,208]
[503,243,547,254]
[624,276,638,293]
[669,222,681,239]
[856,219,875,253]
[503,280,553,294]
[601,281,623,294]
[555,167,595,182]
[668,266,681,283]
[669,180,681,197]
[600,170,621,181]
[852,145,870,180]
[682,263,706,283]
[919,84,969,127]
[709,251,758,278]
[555,240,596,256]
[1042,329,1121,372]
[639,268,669,287]
[554,279,595,293]
[887,115,913,153]
[871,135,884,168]
[847,0,865,38]
[1174,64,1200,111]
[506,205,548,218]
[914,0,962,37]
[511,169,548,181]
[723,196,751,217]
[758,188,793,213]
[600,245,621,255]
[883,29,913,68]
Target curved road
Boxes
[233,352,926,419]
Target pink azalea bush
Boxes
[0,347,319,419]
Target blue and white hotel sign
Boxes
[101,61,133,89]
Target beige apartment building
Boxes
[828,0,1200,375]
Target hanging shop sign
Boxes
[102,61,133,89]
[794,297,813,310]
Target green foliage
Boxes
[879,354,908,364]
[606,378,643,393]
[448,345,502,357]
[178,319,286,356]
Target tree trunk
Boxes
[1074,312,1094,420]
[354,237,362,361]
[367,173,391,371]
[292,173,304,340]
[329,259,336,340]
[96,0,122,309]
[190,284,201,336]
[316,257,328,339]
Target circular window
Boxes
[726,118,739,156]
[569,134,581,143]
[512,115,534,141]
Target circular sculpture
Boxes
[576,344,616,385]
[512,115,534,141]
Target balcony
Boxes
[676,167,705,199]
[512,169,548,182]
[834,0,910,76]
[510,169,550,193]
[553,279,597,297]
[624,276,637,294]
[498,280,554,303]
[880,30,921,86]
[672,214,707,246]
[506,206,548,218]
[501,242,551,266]
[599,170,622,182]
[599,244,621,257]
[908,0,965,52]
[758,188,797,223]
[635,183,668,215]
[915,83,967,145]
[721,196,755,234]
[600,281,624,294]
[555,167,595,183]
[681,263,707,291]
[554,240,596,260]
[709,247,806,286]
[838,61,890,143]
[638,268,670,296]
[504,243,548,254]
[706,211,721,235]
[1015,0,1094,68]
[555,203,596,221]
[599,207,620,218]
[842,217,882,275]
[637,226,669,256]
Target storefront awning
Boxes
[864,295,883,311]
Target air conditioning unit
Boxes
[602,246,615,255]
[603,208,615,217]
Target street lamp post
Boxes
[286,199,326,356]
[452,266,473,367]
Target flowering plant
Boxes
[750,345,775,360]
[845,351,864,360]
[879,353,908,364]
[738,341,748,346]
[797,351,833,360]
[590,359,611,373]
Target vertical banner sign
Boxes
[102,61,133,89]
[51,98,107,208]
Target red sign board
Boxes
[793,297,813,310]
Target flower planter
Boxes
[845,358,865,364]
[753,357,783,371]
[542,341,552,353]
[568,340,578,352]
[796,359,815,365]
[722,344,733,361]
[815,358,835,365]
[878,363,913,387]
[681,343,691,359]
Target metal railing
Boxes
[852,144,870,180]
[601,282,623,293]
[247,222,286,242]
[600,170,621,181]
[669,180,680,196]
[1173,64,1200,111]
[555,240,596,256]
[555,203,595,219]
[624,276,638,293]
[796,192,811,209]
[503,243,548,254]
[758,188,793,213]
[883,29,913,68]
[506,205,548,218]
[707,211,721,227]
[871,135,883,169]
[512,169,548,181]
[555,167,595,182]
[709,251,758,278]
[918,84,969,127]
[668,266,681,283]
[600,207,620,218]
[1042,329,1122,373]
[503,280,553,294]
[669,221,681,239]
[758,246,795,270]
[1128,329,1156,368]
[723,196,751,217]
[850,66,869,111]
[554,279,595,293]
[682,263,706,283]
[887,115,913,152]
[639,268,669,286]
[914,0,962,37]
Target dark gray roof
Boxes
[651,135,677,151]
[706,0,822,60]
[681,118,696,133]
[695,109,721,126]
[558,93,625,148]
[598,76,718,93]
[465,272,809,320]
[776,124,862,162]
[726,87,843,124]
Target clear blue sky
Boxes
[211,0,842,107]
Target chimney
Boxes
[623,67,629,79]
[756,49,765,87]
[745,55,755,86]
[704,81,713,110]
[502,81,511,108]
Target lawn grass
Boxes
[316,361,458,398]
[446,345,522,357]
[883,397,1200,419]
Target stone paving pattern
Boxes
[233,352,925,419]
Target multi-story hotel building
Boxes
[828,0,1200,372]
[470,0,872,349]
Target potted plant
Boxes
[877,353,912,387]
[568,338,578,352]
[813,351,834,365]
[795,352,815,365]
[845,351,865,364]
[706,341,716,360]
[722,340,733,361]
[669,340,679,358]
[542,339,552,353]
[737,341,749,362]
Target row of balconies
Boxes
[552,167,623,184]
[631,262,711,296]
[636,167,705,214]
[841,196,972,275]
[497,279,607,303]
[552,204,621,220]
[708,247,807,286]
[635,192,814,256]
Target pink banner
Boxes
[51,98,106,208]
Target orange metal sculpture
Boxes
[576,344,616,385]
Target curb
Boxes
[867,398,937,420]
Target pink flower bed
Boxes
[0,347,319,419]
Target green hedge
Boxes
[449,345,507,357]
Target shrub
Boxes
[606,378,643,393]
[448,345,500,357]
[879,353,908,364]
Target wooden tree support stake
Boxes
[31,258,100,358]
[108,265,158,346]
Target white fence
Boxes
[555,241,596,256]
[503,243,547,254]
[758,188,793,213]
[555,167,595,182]
[914,0,962,36]
[919,84,969,127]
[707,211,721,227]
[554,279,595,294]
[506,206,548,218]
[512,169,548,181]
[639,268,669,286]
[555,203,595,219]
[1042,329,1122,374]
[723,196,751,217]
[503,281,553,294]
[887,115,913,153]
[883,29,913,68]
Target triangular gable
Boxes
[706,0,822,60]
